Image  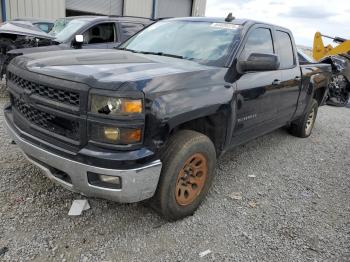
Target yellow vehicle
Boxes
[313,32,350,61]
[312,32,350,106]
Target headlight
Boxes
[90,123,142,144]
[90,95,143,115]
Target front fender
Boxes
[144,82,235,150]
[152,82,233,124]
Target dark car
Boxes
[0,16,154,76]
[4,17,331,220]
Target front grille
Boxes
[13,97,80,141]
[8,72,80,107]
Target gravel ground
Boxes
[0,79,8,99]
[0,96,349,262]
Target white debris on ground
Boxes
[68,200,91,216]
[199,249,212,258]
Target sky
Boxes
[205,0,350,47]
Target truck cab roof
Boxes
[167,17,291,33]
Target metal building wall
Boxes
[123,0,153,18]
[4,0,65,20]
[157,0,192,18]
[192,0,206,16]
[66,0,123,16]
[124,0,206,19]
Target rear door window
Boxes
[276,30,295,69]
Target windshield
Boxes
[52,19,89,43]
[121,20,241,66]
[49,18,70,36]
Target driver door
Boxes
[231,26,283,145]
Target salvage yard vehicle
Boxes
[4,16,332,220]
[0,16,153,76]
[312,32,350,107]
[0,19,54,76]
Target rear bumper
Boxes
[5,112,162,203]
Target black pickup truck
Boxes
[4,17,331,220]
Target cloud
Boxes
[206,0,350,46]
[282,6,336,19]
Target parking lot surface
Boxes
[0,95,349,261]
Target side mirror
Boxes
[237,53,280,73]
[72,35,84,49]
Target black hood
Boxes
[12,49,219,92]
[0,21,53,39]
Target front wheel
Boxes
[151,130,216,221]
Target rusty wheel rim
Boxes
[175,153,208,206]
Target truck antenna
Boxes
[225,13,235,22]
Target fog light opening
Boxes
[99,174,121,185]
[87,172,122,189]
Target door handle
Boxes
[272,79,281,85]
[295,76,301,80]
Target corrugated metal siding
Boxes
[66,0,123,16]
[4,0,65,20]
[157,0,193,18]
[192,0,206,16]
[123,0,153,18]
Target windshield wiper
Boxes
[137,51,184,59]
[116,48,190,60]
[115,47,138,53]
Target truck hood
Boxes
[0,21,54,39]
[12,49,219,91]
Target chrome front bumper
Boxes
[5,116,162,203]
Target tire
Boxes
[289,99,318,138]
[151,130,216,221]
[326,74,350,107]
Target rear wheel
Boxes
[327,74,350,107]
[289,99,318,138]
[151,130,216,221]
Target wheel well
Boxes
[313,86,327,105]
[170,111,228,156]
